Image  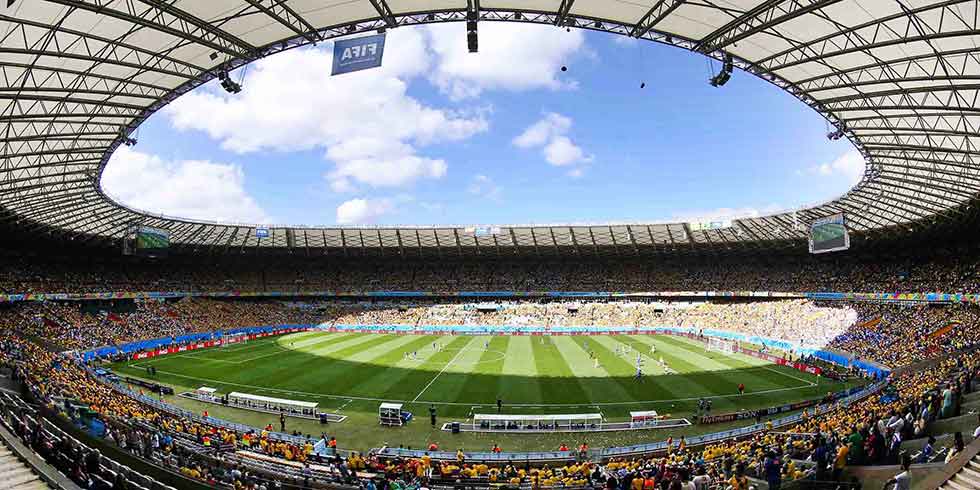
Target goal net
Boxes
[222,332,248,347]
[707,337,738,355]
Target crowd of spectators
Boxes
[325,299,857,348]
[8,295,980,371]
[828,302,980,368]
[4,325,978,490]
[0,299,319,351]
[2,252,979,295]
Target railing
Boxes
[0,391,177,490]
[375,382,887,462]
[90,369,339,452]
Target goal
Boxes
[222,332,248,347]
[707,337,738,355]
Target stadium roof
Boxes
[2,0,979,254]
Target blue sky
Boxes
[102,23,862,227]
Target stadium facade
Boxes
[2,1,980,255]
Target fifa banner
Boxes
[809,213,850,254]
[256,227,270,239]
[332,33,386,75]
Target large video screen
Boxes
[135,226,170,257]
[809,213,849,254]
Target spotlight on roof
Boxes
[466,14,478,53]
[827,125,846,140]
[122,136,137,147]
[217,70,242,94]
[709,54,733,87]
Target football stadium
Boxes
[2,1,980,490]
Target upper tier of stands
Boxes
[1,250,978,295]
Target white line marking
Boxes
[411,339,474,402]
[125,367,826,407]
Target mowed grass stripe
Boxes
[333,335,444,398]
[456,336,510,404]
[656,335,761,370]
[414,337,496,407]
[651,336,794,391]
[609,336,724,398]
[654,336,811,392]
[225,334,410,388]
[497,336,543,406]
[286,334,438,396]
[530,336,592,407]
[585,335,681,401]
[560,336,639,403]
[219,332,342,363]
[622,336,820,413]
[377,336,476,401]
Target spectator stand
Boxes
[89,368,323,449]
[379,381,887,464]
[0,391,178,490]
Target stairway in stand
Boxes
[939,453,980,490]
[0,440,51,490]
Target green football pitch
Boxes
[112,331,863,452]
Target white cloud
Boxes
[323,139,448,191]
[807,149,865,185]
[165,28,487,193]
[336,198,394,224]
[514,113,571,148]
[468,174,501,199]
[426,23,586,100]
[101,147,268,224]
[513,112,593,173]
[544,136,589,167]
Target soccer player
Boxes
[650,344,656,354]
[594,358,600,369]
[484,340,489,350]
[634,367,643,382]
[738,383,745,395]
[432,341,437,351]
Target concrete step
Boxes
[929,413,980,437]
[952,471,980,488]
[1,465,37,480]
[0,439,46,490]
[10,482,51,490]
[0,454,22,466]
[10,481,51,490]
[941,478,972,490]
[3,470,42,489]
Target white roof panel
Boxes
[1,0,977,252]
